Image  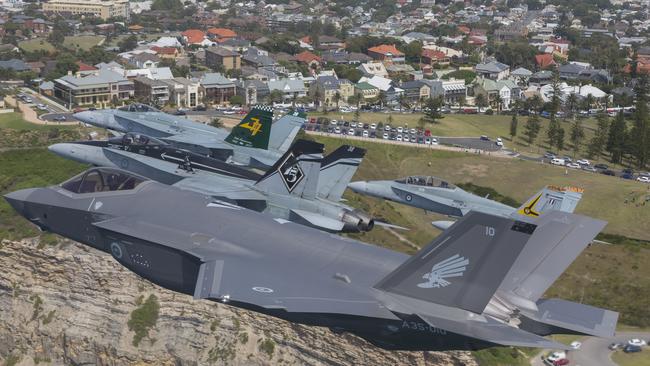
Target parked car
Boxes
[552,359,569,366]
[582,166,597,172]
[627,339,647,347]
[480,135,490,141]
[396,134,403,141]
[424,137,431,144]
[53,115,67,121]
[397,126,403,133]
[638,176,650,183]
[348,128,354,136]
[382,133,389,139]
[602,170,616,176]
[570,341,582,350]
[334,127,341,134]
[370,123,376,130]
[594,163,609,170]
[431,138,439,145]
[362,130,369,137]
[609,343,624,350]
[403,136,409,142]
[544,152,556,160]
[551,158,566,166]
[624,345,642,353]
[576,159,590,165]
[545,351,566,364]
[384,124,391,131]
[622,173,634,180]
[567,163,581,169]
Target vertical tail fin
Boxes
[513,186,584,220]
[317,145,366,201]
[268,111,305,154]
[375,211,537,314]
[224,105,274,150]
[254,139,323,199]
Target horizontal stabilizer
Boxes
[375,211,536,314]
[289,209,345,232]
[418,313,570,350]
[520,298,619,338]
[514,186,584,221]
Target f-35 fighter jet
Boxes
[74,104,302,169]
[5,169,618,351]
[49,136,375,233]
[349,176,583,230]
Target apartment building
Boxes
[43,0,129,20]
[54,68,133,107]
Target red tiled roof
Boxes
[76,61,97,71]
[458,25,471,34]
[422,49,448,60]
[181,29,206,44]
[624,58,650,74]
[300,36,311,44]
[368,44,404,56]
[151,46,178,55]
[294,50,321,63]
[535,53,556,69]
[207,28,237,38]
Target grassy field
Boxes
[63,35,105,51]
[17,38,56,53]
[611,351,650,366]
[0,112,67,131]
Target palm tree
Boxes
[247,87,254,107]
[494,94,503,114]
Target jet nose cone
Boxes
[48,143,77,158]
[73,111,95,124]
[348,181,368,193]
[4,188,37,216]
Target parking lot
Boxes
[304,119,504,152]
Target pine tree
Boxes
[509,114,518,140]
[556,127,565,151]
[569,119,585,158]
[607,112,627,164]
[587,113,609,159]
[523,114,541,146]
[629,75,649,168]
[420,97,444,124]
[547,117,561,151]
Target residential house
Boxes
[367,44,405,64]
[0,58,31,72]
[181,29,212,47]
[320,51,372,65]
[161,77,201,108]
[421,49,450,67]
[400,80,430,104]
[475,60,510,80]
[133,76,170,104]
[511,67,532,84]
[358,75,403,104]
[494,23,528,43]
[473,77,520,110]
[205,46,241,71]
[129,53,160,69]
[354,82,380,104]
[529,70,554,87]
[357,61,388,78]
[295,51,321,70]
[300,35,345,51]
[150,46,180,60]
[54,68,134,107]
[267,78,307,102]
[207,28,237,42]
[423,79,467,105]
[236,79,269,105]
[535,53,556,69]
[242,48,277,68]
[198,72,236,105]
[309,75,342,108]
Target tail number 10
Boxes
[485,226,496,237]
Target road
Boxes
[531,332,650,366]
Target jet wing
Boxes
[92,216,400,320]
[289,209,346,232]
[173,176,265,201]
[417,313,571,350]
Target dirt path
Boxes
[382,227,421,251]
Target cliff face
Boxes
[0,238,478,366]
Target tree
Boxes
[527,94,543,114]
[607,112,627,164]
[587,112,609,159]
[334,91,341,110]
[246,88,255,106]
[547,117,561,151]
[420,97,444,125]
[353,109,360,122]
[629,75,649,168]
[565,93,578,119]
[523,114,541,146]
[475,93,487,111]
[267,89,283,104]
[509,114,518,140]
[569,119,585,158]
[229,95,245,106]
[209,117,223,128]
[118,35,138,52]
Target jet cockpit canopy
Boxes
[61,168,147,194]
[109,132,167,147]
[118,103,160,113]
[395,176,456,189]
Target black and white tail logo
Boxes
[278,153,304,192]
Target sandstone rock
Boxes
[0,239,478,366]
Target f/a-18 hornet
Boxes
[74,104,302,169]
[49,136,376,233]
[349,176,583,230]
[5,168,617,351]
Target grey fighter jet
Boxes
[349,176,583,230]
[49,137,375,233]
[5,169,618,351]
[74,104,303,169]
